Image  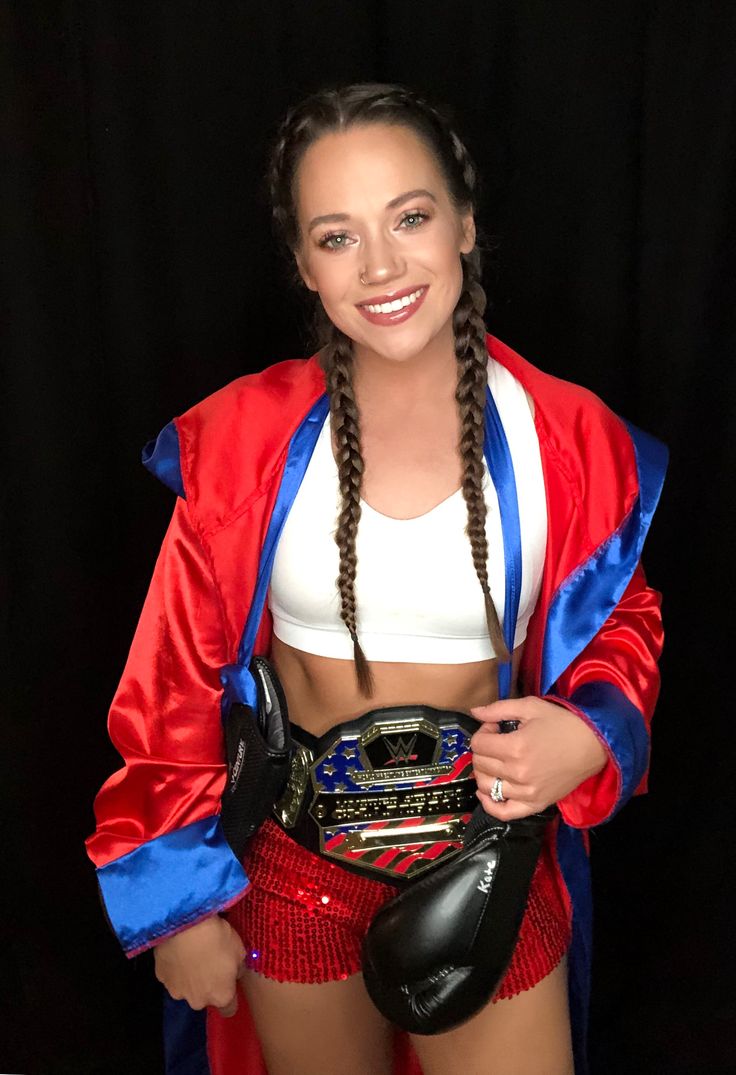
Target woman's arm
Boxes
[469,559,663,828]
[85,495,249,956]
[541,558,664,827]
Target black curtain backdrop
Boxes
[3,3,735,1073]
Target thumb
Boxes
[216,949,246,1019]
[217,989,239,1019]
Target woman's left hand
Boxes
[469,696,610,820]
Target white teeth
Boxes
[365,287,424,315]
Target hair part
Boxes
[266,82,510,697]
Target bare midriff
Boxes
[269,634,525,737]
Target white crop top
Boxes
[267,357,547,663]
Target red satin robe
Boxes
[85,333,667,1075]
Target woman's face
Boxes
[293,123,475,365]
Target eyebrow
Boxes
[307,188,437,232]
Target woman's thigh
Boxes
[239,967,395,1075]
[408,952,574,1075]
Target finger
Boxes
[469,715,523,739]
[471,750,529,786]
[216,992,239,1018]
[470,728,520,762]
[471,745,523,774]
[475,773,525,803]
[470,699,526,723]
[475,789,540,822]
[471,753,504,776]
[477,786,555,819]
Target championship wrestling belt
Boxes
[272,704,483,885]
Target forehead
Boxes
[294,123,446,216]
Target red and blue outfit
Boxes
[85,333,667,1074]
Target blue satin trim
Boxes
[163,993,209,1075]
[546,419,667,1074]
[565,680,650,819]
[555,823,592,1075]
[484,385,522,699]
[220,394,331,714]
[540,418,668,696]
[142,420,186,499]
[97,815,248,954]
[555,685,652,1074]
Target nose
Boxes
[359,233,406,287]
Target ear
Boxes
[295,250,317,292]
[459,212,476,255]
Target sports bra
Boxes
[267,357,547,663]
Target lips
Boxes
[356,285,429,327]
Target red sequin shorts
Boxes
[226,817,571,999]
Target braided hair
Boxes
[265,82,510,697]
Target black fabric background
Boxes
[3,3,735,1073]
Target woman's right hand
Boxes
[153,914,247,1016]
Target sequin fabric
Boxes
[227,817,571,996]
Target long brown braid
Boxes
[322,323,375,694]
[265,82,510,697]
[453,252,510,664]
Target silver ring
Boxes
[490,777,507,803]
[360,271,368,284]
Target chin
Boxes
[327,306,447,363]
[365,333,432,363]
[364,316,441,354]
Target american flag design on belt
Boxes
[311,722,477,881]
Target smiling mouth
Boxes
[358,286,427,314]
[356,285,429,326]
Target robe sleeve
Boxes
[542,560,664,828]
[84,437,249,957]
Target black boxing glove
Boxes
[361,802,558,1035]
[219,656,292,862]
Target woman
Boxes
[86,83,667,1075]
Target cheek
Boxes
[427,247,465,306]
[313,261,351,303]
[311,267,361,333]
[417,232,465,282]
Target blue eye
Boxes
[401,211,429,229]
[318,232,349,250]
[317,209,430,250]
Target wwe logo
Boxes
[384,734,418,765]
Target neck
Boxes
[351,319,462,405]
